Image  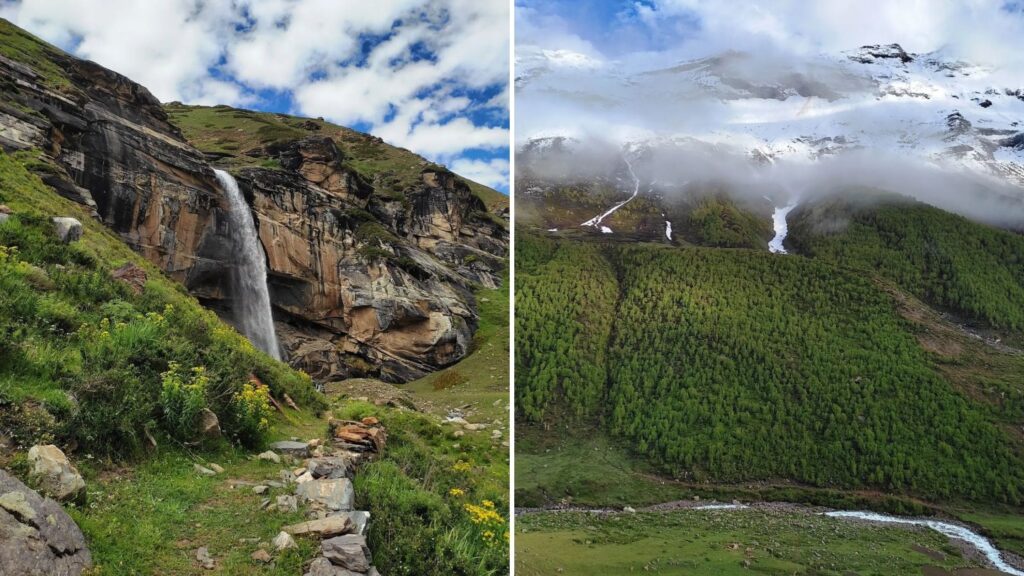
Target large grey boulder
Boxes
[27,445,85,502]
[51,217,82,244]
[296,478,353,511]
[306,456,351,479]
[268,440,310,458]
[321,534,371,572]
[0,469,93,575]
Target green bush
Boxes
[223,380,272,447]
[158,362,209,442]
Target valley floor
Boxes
[516,508,1014,576]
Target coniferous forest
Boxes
[516,198,1024,505]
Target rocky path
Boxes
[243,417,387,576]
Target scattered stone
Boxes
[307,457,351,479]
[491,429,502,439]
[258,451,281,464]
[345,511,371,535]
[453,430,464,438]
[463,423,487,431]
[208,463,225,474]
[51,217,82,243]
[283,514,355,538]
[198,409,221,440]
[194,464,216,476]
[321,534,371,572]
[266,480,285,488]
[296,478,354,511]
[268,440,310,458]
[260,498,272,509]
[272,531,297,551]
[0,470,93,575]
[305,557,351,576]
[307,438,321,448]
[275,495,298,513]
[251,549,272,563]
[296,471,314,484]
[445,417,468,426]
[623,506,636,514]
[360,416,379,426]
[253,485,269,495]
[293,467,307,476]
[196,546,215,570]
[110,262,147,295]
[27,444,86,502]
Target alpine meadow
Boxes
[514,1,1024,575]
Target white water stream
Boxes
[215,169,281,360]
[768,203,797,254]
[582,156,641,231]
[826,511,1024,575]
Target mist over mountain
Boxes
[517,42,1024,228]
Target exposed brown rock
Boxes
[110,262,147,295]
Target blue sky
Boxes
[0,0,510,191]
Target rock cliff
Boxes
[0,19,508,382]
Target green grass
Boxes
[0,19,74,91]
[163,103,506,210]
[333,400,509,575]
[404,279,510,423]
[515,426,689,508]
[959,510,1024,558]
[516,509,980,576]
[69,412,325,575]
[0,150,322,455]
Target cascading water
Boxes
[215,169,281,360]
[768,202,798,254]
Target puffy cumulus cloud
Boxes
[449,157,510,189]
[3,0,510,190]
[9,0,242,103]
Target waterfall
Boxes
[214,169,281,360]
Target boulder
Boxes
[283,514,356,538]
[258,451,281,464]
[194,464,216,477]
[306,456,351,479]
[275,495,298,513]
[268,440,310,458]
[51,217,82,243]
[305,556,360,576]
[251,549,272,563]
[0,470,93,575]
[196,546,215,569]
[272,531,297,551]
[321,534,371,572]
[296,478,354,511]
[197,408,221,440]
[27,444,85,502]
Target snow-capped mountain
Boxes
[517,43,1024,191]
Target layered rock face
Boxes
[0,20,508,382]
[0,39,222,283]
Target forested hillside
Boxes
[515,230,1024,505]
[788,194,1024,332]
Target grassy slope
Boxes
[403,278,510,424]
[517,510,987,576]
[164,103,508,211]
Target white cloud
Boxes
[628,0,1024,71]
[449,157,509,189]
[4,0,510,189]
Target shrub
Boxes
[225,380,271,447]
[158,362,209,442]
